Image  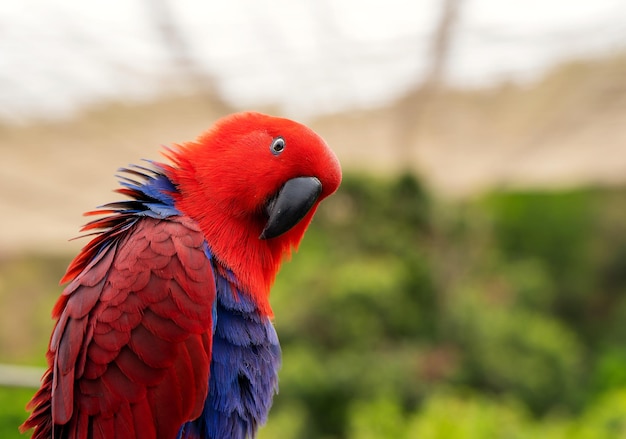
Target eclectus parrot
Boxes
[21,112,342,439]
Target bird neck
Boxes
[170,183,310,318]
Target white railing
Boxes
[0,364,45,388]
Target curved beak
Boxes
[260,176,322,240]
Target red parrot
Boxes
[21,112,341,439]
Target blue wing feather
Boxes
[178,269,281,439]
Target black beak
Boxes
[260,176,322,239]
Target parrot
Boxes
[20,112,342,439]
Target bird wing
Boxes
[23,215,216,439]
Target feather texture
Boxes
[22,164,217,439]
[178,268,281,439]
[23,215,215,439]
[22,164,282,439]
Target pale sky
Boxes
[0,0,624,120]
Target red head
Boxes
[167,112,341,315]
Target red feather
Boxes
[21,216,215,439]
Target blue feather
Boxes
[178,269,281,439]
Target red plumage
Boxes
[22,217,215,439]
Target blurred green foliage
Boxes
[0,387,35,438]
[3,174,626,438]
[263,174,626,438]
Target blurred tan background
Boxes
[1,0,625,253]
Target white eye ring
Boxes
[270,137,285,155]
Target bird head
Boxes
[167,112,341,314]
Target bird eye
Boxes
[270,137,285,155]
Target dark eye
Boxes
[270,137,285,155]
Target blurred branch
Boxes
[396,0,463,168]
[424,0,460,91]
[145,0,225,106]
